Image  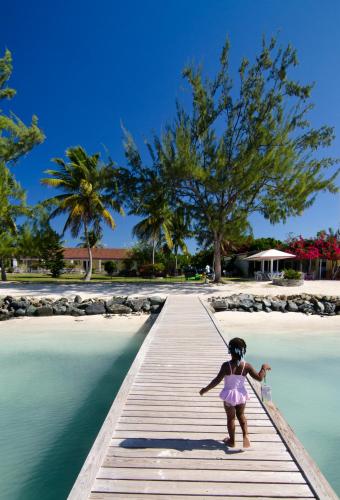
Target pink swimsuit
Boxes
[219,361,250,406]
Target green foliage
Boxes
[246,237,283,252]
[0,49,44,164]
[40,229,65,278]
[104,260,117,276]
[41,146,124,281]
[77,229,103,248]
[191,248,213,270]
[283,268,302,280]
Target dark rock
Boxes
[14,308,26,316]
[298,302,314,314]
[35,306,54,316]
[149,296,165,306]
[10,300,28,310]
[74,295,82,304]
[324,302,336,315]
[271,300,286,312]
[26,305,37,316]
[70,307,85,316]
[314,301,325,313]
[253,302,263,312]
[262,298,271,308]
[85,303,106,315]
[150,304,161,313]
[287,300,299,312]
[239,299,254,311]
[238,293,253,301]
[53,305,66,315]
[125,298,145,312]
[264,307,272,313]
[212,300,228,311]
[106,296,127,306]
[105,304,132,315]
[142,301,151,312]
[76,301,93,310]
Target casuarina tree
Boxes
[151,37,339,281]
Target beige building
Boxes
[14,248,130,274]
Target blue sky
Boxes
[2,0,340,251]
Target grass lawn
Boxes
[5,273,202,284]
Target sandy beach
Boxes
[0,313,151,335]
[215,310,340,337]
[0,279,339,299]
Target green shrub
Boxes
[104,260,117,276]
[283,268,302,280]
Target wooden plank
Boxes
[103,456,299,471]
[115,423,276,433]
[92,479,313,497]
[97,466,304,483]
[120,410,270,419]
[118,416,271,425]
[90,494,314,500]
[106,445,292,460]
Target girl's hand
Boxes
[262,363,271,371]
[199,388,206,396]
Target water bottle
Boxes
[261,374,272,402]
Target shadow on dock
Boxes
[119,437,243,454]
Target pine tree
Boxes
[40,230,65,278]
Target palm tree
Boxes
[170,207,191,275]
[41,146,123,281]
[132,180,173,265]
[77,228,104,248]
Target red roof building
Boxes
[63,248,129,260]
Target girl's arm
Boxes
[199,363,227,395]
[246,363,271,382]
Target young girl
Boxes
[199,337,271,448]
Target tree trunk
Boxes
[152,239,156,266]
[213,234,222,282]
[175,253,178,276]
[84,223,93,281]
[0,258,7,281]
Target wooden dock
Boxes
[68,295,338,499]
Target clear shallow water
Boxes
[0,318,148,500]
[242,329,340,496]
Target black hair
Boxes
[228,337,247,365]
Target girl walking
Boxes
[199,337,271,448]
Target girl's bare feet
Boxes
[243,434,251,448]
[223,437,235,447]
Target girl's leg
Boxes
[236,403,251,448]
[223,402,236,447]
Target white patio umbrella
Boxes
[244,249,296,275]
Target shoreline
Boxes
[0,279,339,299]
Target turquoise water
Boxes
[0,318,148,500]
[242,329,340,496]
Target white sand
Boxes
[215,310,340,336]
[0,314,150,335]
[0,279,339,299]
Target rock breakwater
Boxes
[0,295,165,321]
[209,293,340,316]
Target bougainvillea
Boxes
[283,230,340,278]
